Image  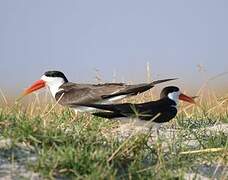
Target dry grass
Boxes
[0,67,227,179]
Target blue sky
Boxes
[0,0,228,95]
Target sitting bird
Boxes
[21,71,177,112]
[69,86,196,124]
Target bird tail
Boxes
[101,78,178,100]
[150,78,178,86]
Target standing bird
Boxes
[21,71,177,112]
[69,86,195,123]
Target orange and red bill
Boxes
[179,93,196,104]
[17,79,46,101]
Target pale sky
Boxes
[0,0,228,96]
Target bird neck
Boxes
[167,93,179,105]
[162,97,178,108]
[48,80,65,98]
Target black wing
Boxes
[75,98,177,122]
[101,78,178,99]
[57,78,177,105]
[92,111,124,119]
[56,82,126,105]
[152,107,177,123]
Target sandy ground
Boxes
[0,123,227,179]
[0,139,40,180]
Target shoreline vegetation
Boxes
[0,67,227,179]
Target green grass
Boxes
[0,104,227,179]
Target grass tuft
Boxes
[0,85,227,179]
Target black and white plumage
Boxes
[70,86,195,123]
[22,71,177,112]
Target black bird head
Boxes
[21,70,68,98]
[44,71,68,83]
[160,86,195,104]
